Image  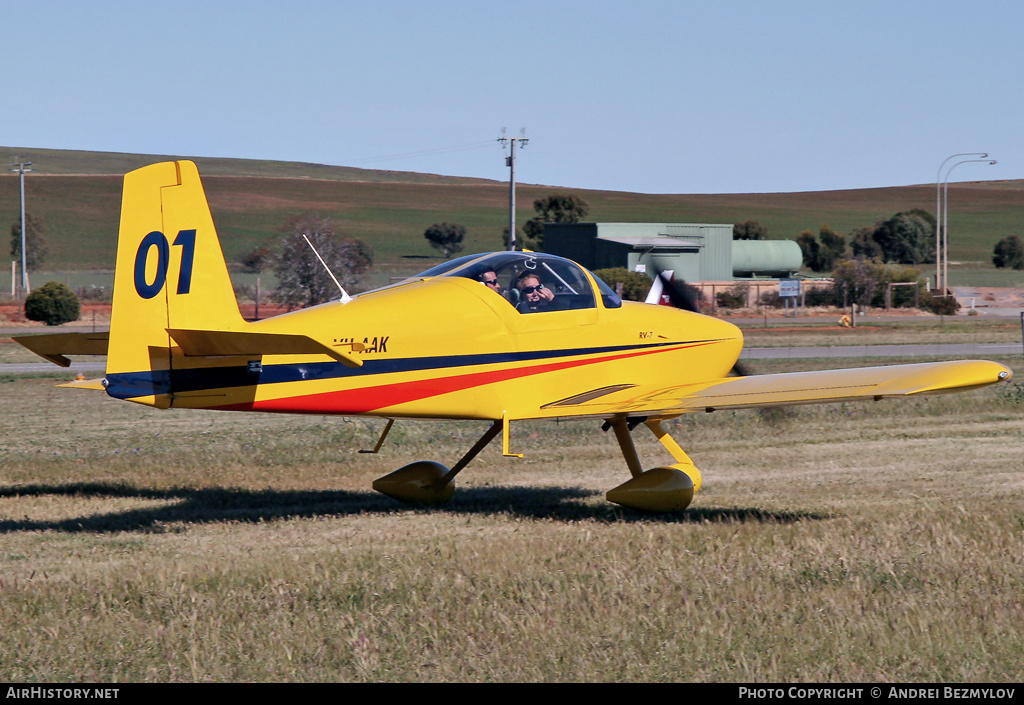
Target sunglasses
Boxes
[520,285,544,294]
[483,278,499,285]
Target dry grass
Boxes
[740,318,1024,347]
[0,357,1021,682]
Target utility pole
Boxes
[9,159,33,296]
[498,129,527,251]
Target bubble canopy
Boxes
[410,252,622,312]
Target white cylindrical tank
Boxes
[732,240,803,277]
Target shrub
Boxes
[758,290,783,308]
[78,284,110,302]
[803,284,835,307]
[24,281,80,326]
[921,293,960,315]
[831,259,925,309]
[591,268,653,302]
[716,284,747,309]
[992,235,1024,270]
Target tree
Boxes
[10,212,49,273]
[796,230,820,270]
[992,235,1024,270]
[272,214,373,309]
[797,225,845,272]
[872,209,935,264]
[817,225,847,271]
[733,220,767,240]
[239,245,274,273]
[849,226,883,260]
[423,222,466,259]
[831,258,882,308]
[24,281,80,326]
[521,194,590,251]
[519,222,544,251]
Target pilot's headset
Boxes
[509,268,545,308]
[505,258,538,306]
[505,282,521,306]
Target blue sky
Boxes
[4,0,1021,194]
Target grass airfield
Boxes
[0,352,1022,682]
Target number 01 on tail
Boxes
[134,229,196,298]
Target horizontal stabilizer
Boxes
[12,331,110,367]
[166,328,363,368]
[57,378,107,390]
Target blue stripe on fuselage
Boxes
[104,339,721,400]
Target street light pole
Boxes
[935,153,985,294]
[941,158,996,295]
[9,159,34,296]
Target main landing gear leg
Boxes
[372,420,503,505]
[605,417,700,513]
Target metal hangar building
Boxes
[543,222,802,281]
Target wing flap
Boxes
[533,360,1013,418]
[12,331,110,367]
[166,328,363,368]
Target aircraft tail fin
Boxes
[106,161,247,406]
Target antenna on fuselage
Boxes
[302,233,352,303]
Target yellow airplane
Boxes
[14,161,1014,512]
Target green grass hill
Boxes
[4,146,1024,288]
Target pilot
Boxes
[515,272,556,312]
[479,270,502,294]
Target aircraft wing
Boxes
[534,360,1012,419]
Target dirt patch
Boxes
[953,287,1024,312]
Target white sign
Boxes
[779,279,800,298]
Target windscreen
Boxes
[445,252,603,314]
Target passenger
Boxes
[479,270,502,294]
[515,272,556,312]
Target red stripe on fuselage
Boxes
[215,342,718,415]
